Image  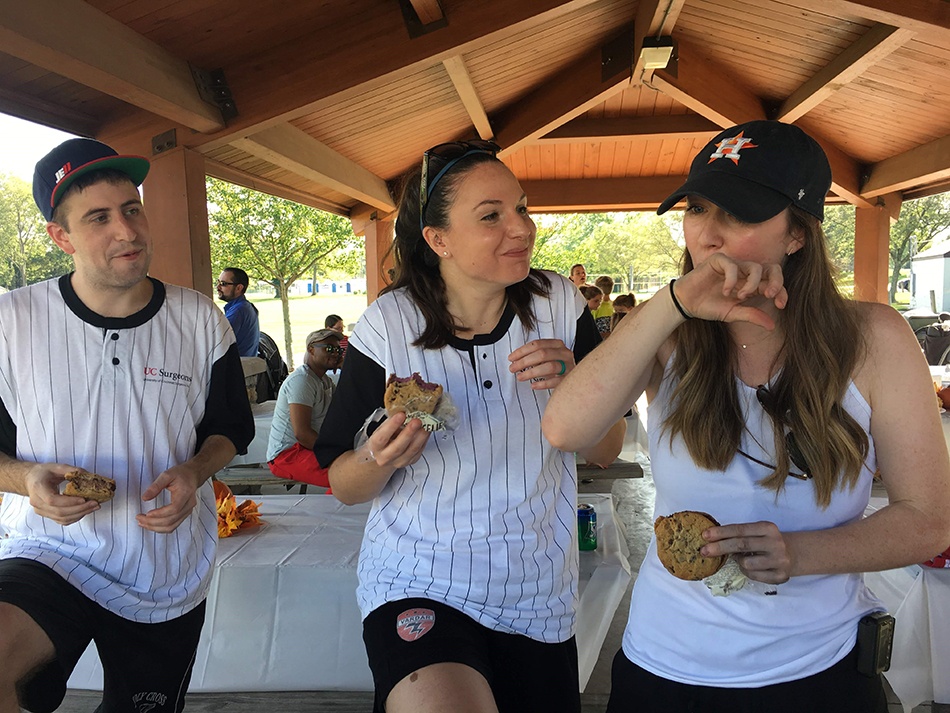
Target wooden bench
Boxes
[214,464,309,494]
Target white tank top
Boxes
[622,363,883,686]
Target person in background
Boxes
[217,267,260,357]
[0,138,253,713]
[580,284,604,316]
[325,313,349,358]
[542,120,950,713]
[266,329,342,490]
[592,275,615,339]
[612,292,636,315]
[314,139,625,713]
[609,293,638,335]
[569,263,587,287]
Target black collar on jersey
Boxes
[59,273,166,330]
[447,300,516,350]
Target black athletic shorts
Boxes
[0,558,206,713]
[362,597,581,713]
[605,643,888,713]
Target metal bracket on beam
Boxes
[191,67,238,122]
[602,26,635,83]
[151,128,178,156]
[397,0,448,39]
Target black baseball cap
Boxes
[33,138,150,222]
[657,120,832,223]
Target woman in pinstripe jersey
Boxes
[315,140,625,713]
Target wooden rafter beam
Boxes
[861,134,950,197]
[651,37,767,127]
[205,159,350,217]
[493,28,634,157]
[632,0,687,84]
[776,24,914,122]
[0,87,100,138]
[232,125,395,212]
[651,39,871,209]
[0,0,224,133]
[101,0,602,152]
[522,177,687,212]
[442,55,493,140]
[808,0,950,36]
[539,114,718,143]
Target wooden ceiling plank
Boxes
[407,0,445,25]
[862,133,950,196]
[539,114,719,143]
[811,0,950,36]
[522,176,687,212]
[777,24,915,122]
[233,125,396,211]
[442,55,494,140]
[205,158,350,217]
[493,30,635,157]
[0,0,224,133]
[104,0,603,153]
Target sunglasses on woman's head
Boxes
[736,385,812,480]
[419,140,500,230]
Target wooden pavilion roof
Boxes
[1,0,949,221]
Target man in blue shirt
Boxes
[216,267,260,357]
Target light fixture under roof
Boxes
[640,36,675,70]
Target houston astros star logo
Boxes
[708,131,757,164]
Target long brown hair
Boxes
[663,206,869,507]
[384,154,550,349]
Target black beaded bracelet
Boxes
[668,279,693,320]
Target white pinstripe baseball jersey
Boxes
[0,275,253,623]
[320,272,589,643]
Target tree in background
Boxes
[0,173,72,289]
[887,195,950,304]
[207,178,360,368]
[821,205,856,278]
[532,212,682,292]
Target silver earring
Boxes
[443,251,448,256]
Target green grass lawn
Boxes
[245,291,369,368]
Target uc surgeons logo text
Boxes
[143,366,193,386]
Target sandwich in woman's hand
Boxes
[384,373,454,432]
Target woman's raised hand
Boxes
[675,253,788,330]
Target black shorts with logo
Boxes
[0,558,205,713]
[362,596,580,713]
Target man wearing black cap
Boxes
[265,328,343,489]
[0,138,254,713]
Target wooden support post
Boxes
[853,194,901,304]
[364,217,394,304]
[141,147,211,295]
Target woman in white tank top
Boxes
[544,120,950,712]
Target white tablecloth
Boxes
[229,400,275,466]
[68,492,630,693]
[863,497,950,711]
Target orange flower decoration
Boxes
[213,480,264,537]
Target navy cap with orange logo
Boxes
[657,120,832,223]
[33,138,150,222]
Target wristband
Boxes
[669,279,693,320]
